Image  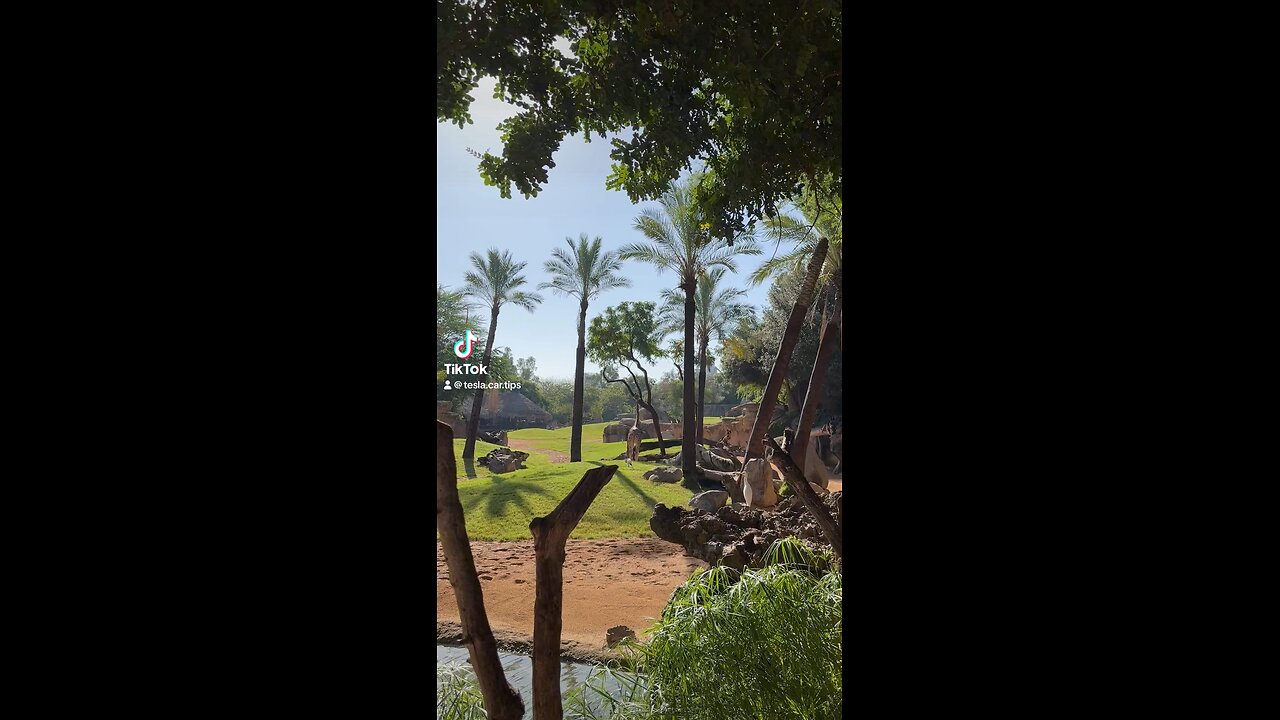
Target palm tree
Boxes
[620,176,761,477]
[539,234,631,462]
[750,187,843,344]
[659,267,753,443]
[461,249,543,459]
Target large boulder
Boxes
[478,448,529,474]
[689,490,729,514]
[644,466,684,483]
[741,458,777,507]
[479,430,508,446]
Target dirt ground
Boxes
[437,537,707,657]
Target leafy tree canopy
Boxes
[438,0,842,240]
[586,301,663,368]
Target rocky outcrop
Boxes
[603,423,629,443]
[478,448,529,473]
[649,492,842,570]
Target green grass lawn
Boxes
[446,423,695,540]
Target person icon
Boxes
[444,380,452,390]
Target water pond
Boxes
[436,644,625,719]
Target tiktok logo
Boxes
[454,329,476,359]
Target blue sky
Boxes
[436,77,785,381]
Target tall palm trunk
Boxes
[745,237,829,461]
[696,336,708,443]
[791,302,840,467]
[463,306,500,459]
[681,275,697,476]
[570,300,587,462]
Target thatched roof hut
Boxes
[477,390,553,428]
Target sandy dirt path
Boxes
[437,537,707,656]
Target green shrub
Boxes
[571,537,842,720]
[436,663,487,720]
[439,538,842,720]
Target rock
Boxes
[478,448,529,473]
[644,466,684,483]
[607,625,636,648]
[603,423,629,443]
[741,458,777,507]
[702,421,730,443]
[649,503,686,543]
[697,445,737,472]
[720,543,747,571]
[479,430,508,445]
[810,482,829,496]
[689,490,729,513]
[706,446,740,469]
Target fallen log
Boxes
[638,438,683,452]
[530,464,619,719]
[436,422,524,720]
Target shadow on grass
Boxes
[460,471,555,520]
[588,461,661,507]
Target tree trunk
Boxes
[696,336,708,447]
[681,276,697,476]
[635,360,666,458]
[436,422,525,720]
[530,464,619,720]
[570,301,587,462]
[765,434,842,562]
[744,237,828,462]
[791,304,840,467]
[622,361,666,458]
[463,306,500,459]
[836,266,843,350]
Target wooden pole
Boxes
[529,464,618,719]
[436,421,524,720]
